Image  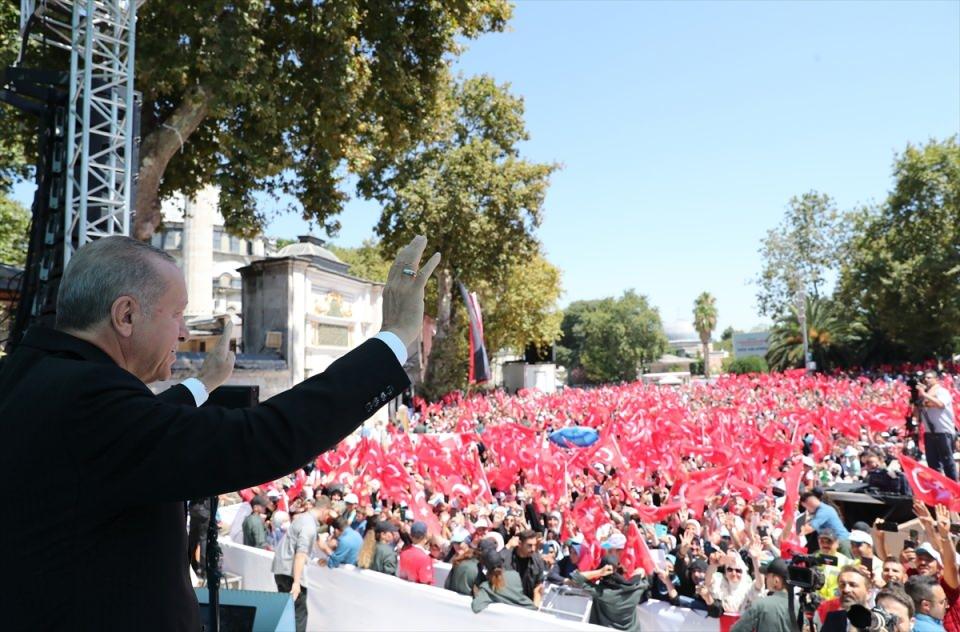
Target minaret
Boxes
[181,186,217,318]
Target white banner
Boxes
[218,539,722,632]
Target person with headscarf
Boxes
[569,553,650,632]
[471,548,539,613]
[707,550,759,614]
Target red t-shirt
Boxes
[398,545,434,585]
[816,597,841,626]
[941,578,960,632]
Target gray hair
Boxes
[55,236,177,331]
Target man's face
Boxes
[924,372,938,387]
[916,552,942,576]
[881,560,906,584]
[818,536,839,555]
[801,497,818,514]
[875,596,912,632]
[126,261,188,383]
[837,572,869,608]
[518,537,537,559]
[863,455,881,471]
[927,584,948,620]
[851,542,873,560]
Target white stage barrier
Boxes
[218,539,722,632]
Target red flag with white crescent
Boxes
[899,454,960,511]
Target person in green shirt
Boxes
[471,548,539,613]
[241,495,271,550]
[445,530,479,596]
[730,558,794,632]
[570,554,649,632]
[369,521,400,576]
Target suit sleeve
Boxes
[65,338,409,503]
[156,384,196,406]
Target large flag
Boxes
[621,521,657,576]
[899,454,960,511]
[458,281,491,383]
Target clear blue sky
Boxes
[16,1,959,334]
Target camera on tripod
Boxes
[906,372,924,406]
[847,604,900,632]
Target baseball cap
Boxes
[764,558,789,581]
[451,528,470,544]
[601,533,627,550]
[410,521,428,539]
[343,492,358,504]
[817,528,837,542]
[375,521,399,534]
[474,517,490,529]
[849,530,873,547]
[916,542,942,564]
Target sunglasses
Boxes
[726,568,743,574]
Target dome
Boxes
[664,318,698,342]
[277,241,343,263]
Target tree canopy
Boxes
[0,194,29,266]
[557,290,667,384]
[836,137,960,360]
[0,1,512,240]
[755,191,846,319]
[692,291,717,377]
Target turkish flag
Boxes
[577,539,602,572]
[621,521,656,576]
[899,454,960,511]
[779,460,804,537]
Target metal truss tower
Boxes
[19,0,140,264]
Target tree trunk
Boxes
[132,84,214,240]
[434,267,454,337]
[702,340,710,378]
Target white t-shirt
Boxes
[923,386,956,434]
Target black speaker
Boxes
[203,385,259,409]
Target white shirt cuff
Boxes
[181,377,209,407]
[374,331,408,365]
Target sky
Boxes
[14,1,959,334]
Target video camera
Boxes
[786,554,828,592]
[847,604,900,632]
[905,372,924,406]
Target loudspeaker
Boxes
[204,385,259,409]
[195,588,295,632]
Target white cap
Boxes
[802,456,815,467]
[343,492,358,504]
[916,542,943,565]
[602,533,627,550]
[849,530,873,547]
[474,517,490,528]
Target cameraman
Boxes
[915,370,958,481]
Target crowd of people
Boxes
[217,368,960,632]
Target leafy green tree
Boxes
[0,2,511,239]
[692,291,717,377]
[479,251,563,355]
[0,195,30,266]
[836,137,960,360]
[724,356,768,375]
[558,291,667,384]
[368,75,557,393]
[329,239,391,283]
[756,191,846,319]
[765,296,855,371]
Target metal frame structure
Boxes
[19,0,139,264]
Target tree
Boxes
[765,296,855,372]
[0,195,30,266]
[756,191,846,319]
[692,292,717,377]
[836,137,960,361]
[329,239,391,283]
[368,75,557,393]
[0,2,512,239]
[558,291,667,384]
[478,251,563,355]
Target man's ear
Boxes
[110,295,139,338]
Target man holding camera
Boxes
[916,370,958,480]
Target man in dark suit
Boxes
[0,234,439,630]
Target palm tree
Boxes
[692,292,718,377]
[766,296,852,371]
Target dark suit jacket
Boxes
[0,327,409,631]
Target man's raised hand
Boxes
[198,316,236,393]
[380,235,441,350]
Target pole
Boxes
[797,289,809,373]
[205,495,221,632]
